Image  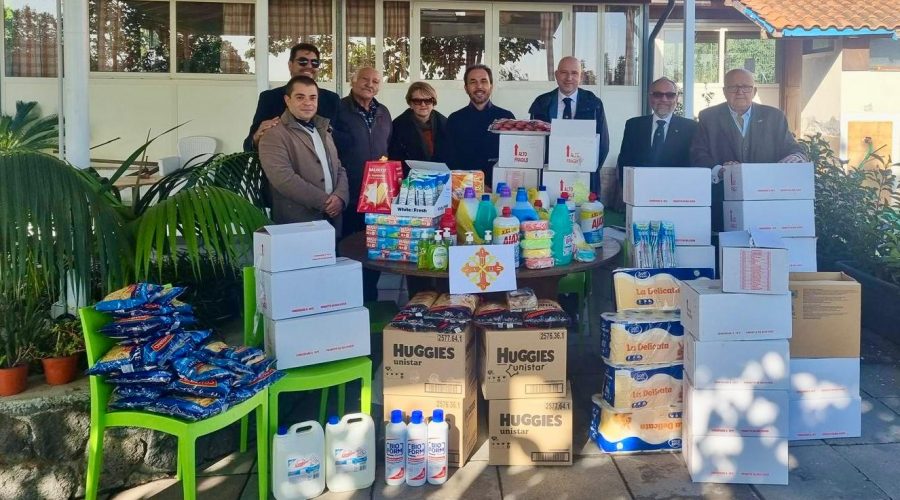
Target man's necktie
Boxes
[651,119,666,158]
[562,97,573,119]
[735,114,745,135]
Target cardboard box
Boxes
[542,170,591,205]
[683,432,788,485]
[723,199,816,237]
[790,358,860,400]
[498,134,546,169]
[679,280,792,341]
[684,336,789,390]
[626,205,712,246]
[491,165,541,194]
[480,327,567,400]
[382,325,477,397]
[613,267,715,312]
[724,162,815,201]
[488,382,573,465]
[382,390,479,467]
[675,245,716,271]
[547,119,600,172]
[683,378,789,438]
[253,221,336,272]
[256,258,362,320]
[719,230,789,295]
[789,396,862,440]
[623,167,712,207]
[265,307,370,370]
[782,237,817,272]
[789,272,861,358]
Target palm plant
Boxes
[0,282,50,368]
[0,101,59,153]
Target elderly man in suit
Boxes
[258,75,348,233]
[691,68,806,230]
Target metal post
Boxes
[255,0,269,94]
[683,0,696,118]
[62,0,90,169]
[56,0,65,160]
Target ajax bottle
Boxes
[493,206,521,267]
[550,198,574,266]
[579,192,605,247]
[325,414,376,493]
[511,187,539,222]
[426,409,449,485]
[273,421,325,500]
[474,194,498,242]
[406,410,427,486]
[384,410,407,486]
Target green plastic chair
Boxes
[79,307,269,500]
[238,267,372,454]
[558,271,590,335]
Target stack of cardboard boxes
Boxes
[493,134,544,193]
[253,221,370,370]
[542,119,601,204]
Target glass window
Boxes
[346,0,375,81]
[869,37,900,71]
[383,1,409,83]
[662,30,684,83]
[498,10,563,82]
[725,32,777,84]
[268,0,333,82]
[603,6,640,86]
[4,0,59,77]
[662,30,718,84]
[90,0,170,72]
[573,6,598,85]
[175,2,254,74]
[419,9,485,80]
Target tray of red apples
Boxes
[487,119,551,135]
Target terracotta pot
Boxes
[41,354,80,386]
[0,364,29,396]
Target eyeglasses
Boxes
[294,57,321,68]
[650,92,678,99]
[724,85,754,94]
[410,98,435,106]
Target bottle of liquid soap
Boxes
[426,409,449,485]
[474,193,497,242]
[511,187,539,222]
[429,232,448,271]
[439,207,457,246]
[384,410,407,486]
[550,198,574,266]
[493,206,521,267]
[560,191,577,226]
[405,410,427,487]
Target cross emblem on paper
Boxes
[460,247,505,291]
[449,244,516,294]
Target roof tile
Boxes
[734,0,900,33]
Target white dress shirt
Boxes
[300,125,333,194]
[557,90,578,119]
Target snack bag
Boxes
[357,159,403,214]
[451,171,485,210]
[424,293,479,323]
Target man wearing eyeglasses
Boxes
[617,77,697,187]
[244,43,340,152]
[691,68,806,230]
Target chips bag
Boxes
[357,159,403,214]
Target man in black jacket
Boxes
[244,43,340,151]
[529,56,610,193]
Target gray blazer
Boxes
[690,102,804,167]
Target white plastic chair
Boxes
[157,136,217,175]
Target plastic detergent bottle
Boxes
[384,410,407,486]
[273,421,325,500]
[533,199,551,221]
[579,192,605,247]
[405,410,427,487]
[495,186,514,214]
[417,235,432,270]
[456,187,480,244]
[536,185,551,210]
[426,409,449,485]
[325,414,376,493]
[511,187,539,222]
[493,206,521,267]
[439,208,457,246]
[550,198,574,266]
[474,194,497,242]
[560,191,577,226]
[429,232,448,271]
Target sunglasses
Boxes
[294,57,321,68]
[651,92,678,99]
[410,98,435,106]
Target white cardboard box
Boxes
[684,336,790,390]
[684,378,789,438]
[623,167,712,207]
[498,134,546,169]
[724,162,815,201]
[783,237,818,272]
[675,245,716,271]
[626,205,712,246]
[790,358,860,400]
[723,199,816,237]
[256,258,363,320]
[543,170,591,205]
[547,119,600,172]
[253,221,336,272]
[789,396,862,440]
[679,279,792,341]
[265,307,370,370]
[719,230,789,294]
[492,165,541,194]
[683,432,789,485]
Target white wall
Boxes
[840,71,900,161]
[800,48,842,140]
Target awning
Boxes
[731,0,900,38]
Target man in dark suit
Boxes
[529,56,610,193]
[617,77,697,187]
[244,43,340,152]
[691,68,806,230]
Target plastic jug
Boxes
[474,194,498,242]
[384,409,407,486]
[426,409,449,485]
[456,187,480,244]
[493,206,521,267]
[439,208,457,246]
[533,199,551,221]
[560,191,577,226]
[550,198,574,266]
[495,186,514,214]
[273,421,326,500]
[324,414,376,493]
[406,410,427,486]
[579,192,605,248]
[511,187,539,222]
[536,185,551,210]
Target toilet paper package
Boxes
[613,268,715,311]
[590,395,683,454]
[601,362,684,409]
[600,311,684,366]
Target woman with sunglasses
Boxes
[388,82,451,173]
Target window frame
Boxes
[410,1,495,87]
[599,4,642,87]
[491,3,570,87]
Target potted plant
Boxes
[36,317,84,386]
[0,284,46,396]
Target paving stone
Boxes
[109,478,179,500]
[372,461,501,499]
[787,439,824,447]
[614,452,760,500]
[753,445,888,500]
[832,443,900,499]
[880,397,900,415]
[499,456,630,500]
[824,395,900,445]
[120,475,248,500]
[199,450,256,477]
[860,364,900,398]
[243,474,371,500]
[859,329,900,365]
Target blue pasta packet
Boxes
[114,385,167,399]
[150,286,187,306]
[170,376,232,398]
[172,357,234,382]
[101,315,197,340]
[109,396,156,411]
[152,395,228,421]
[229,369,284,403]
[86,344,144,375]
[110,299,194,318]
[223,345,267,366]
[142,331,191,369]
[95,283,164,312]
[106,369,173,385]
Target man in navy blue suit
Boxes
[616,77,698,186]
[244,43,340,152]
[528,56,610,193]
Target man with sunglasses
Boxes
[244,43,340,152]
[691,68,806,230]
[617,77,697,188]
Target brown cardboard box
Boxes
[383,325,477,397]
[383,389,479,467]
[480,327,567,400]
[488,382,573,466]
[789,272,861,358]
